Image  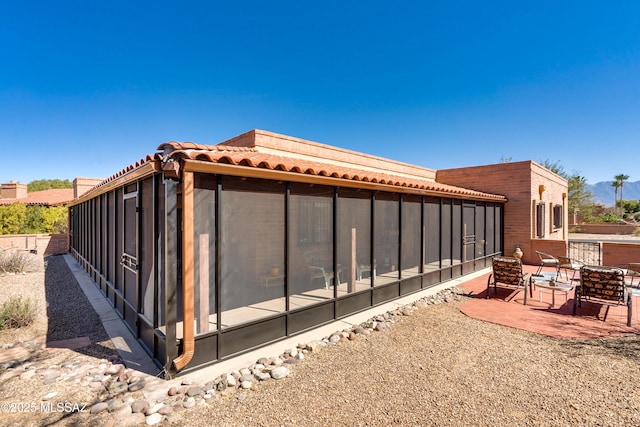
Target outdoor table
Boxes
[531,273,574,308]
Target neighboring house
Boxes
[67,129,567,377]
[0,178,102,254]
[0,178,102,206]
[0,181,74,206]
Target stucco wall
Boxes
[0,233,68,256]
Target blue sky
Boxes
[1,1,639,186]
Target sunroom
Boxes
[68,129,506,377]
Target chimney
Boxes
[73,177,104,198]
[0,181,28,199]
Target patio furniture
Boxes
[487,256,531,304]
[573,265,632,327]
[557,256,584,281]
[356,261,376,280]
[624,263,640,288]
[535,251,560,276]
[531,273,573,308]
[309,265,342,289]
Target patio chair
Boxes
[625,263,640,288]
[487,256,532,304]
[535,251,560,276]
[573,265,632,327]
[557,256,584,281]
[308,265,342,289]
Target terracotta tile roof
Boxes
[0,188,75,206]
[157,142,506,201]
[86,153,163,193]
[77,130,506,202]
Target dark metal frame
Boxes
[69,171,504,375]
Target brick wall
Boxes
[0,181,28,199]
[602,242,640,266]
[73,177,104,198]
[571,224,638,235]
[437,160,568,266]
[0,233,68,256]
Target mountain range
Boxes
[586,180,640,207]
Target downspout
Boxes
[172,169,195,372]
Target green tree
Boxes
[567,175,594,217]
[539,159,568,179]
[0,204,68,235]
[0,204,26,234]
[540,159,594,218]
[41,206,68,233]
[613,174,630,213]
[611,180,621,210]
[27,179,72,192]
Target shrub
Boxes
[0,250,36,274]
[0,296,35,330]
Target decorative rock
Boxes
[105,364,124,375]
[307,341,323,353]
[186,387,202,397]
[131,399,150,414]
[328,334,341,343]
[158,405,173,415]
[42,391,58,400]
[225,374,236,387]
[90,402,109,414]
[255,371,270,381]
[414,301,427,309]
[183,397,196,408]
[216,379,227,391]
[128,379,146,392]
[241,380,252,389]
[113,404,133,416]
[167,386,178,396]
[109,381,129,395]
[145,413,163,425]
[146,402,165,415]
[375,322,388,331]
[20,370,36,380]
[270,366,290,380]
[108,398,127,412]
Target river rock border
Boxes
[1,287,466,426]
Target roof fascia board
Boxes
[182,159,505,203]
[68,162,159,206]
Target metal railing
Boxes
[568,240,601,265]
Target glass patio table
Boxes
[531,272,574,308]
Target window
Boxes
[553,204,562,229]
[536,203,545,238]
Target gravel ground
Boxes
[2,253,640,426]
[177,303,640,427]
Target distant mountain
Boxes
[586,180,640,207]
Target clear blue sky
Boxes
[1,1,638,186]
